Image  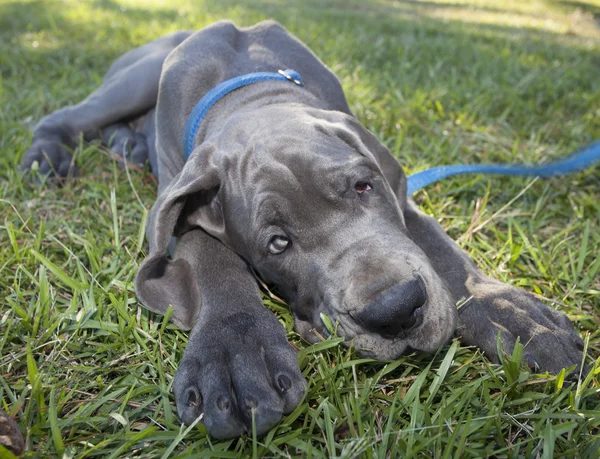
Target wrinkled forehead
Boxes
[256,140,372,192]
[212,107,381,234]
[217,105,379,186]
[252,149,371,224]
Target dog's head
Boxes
[136,105,457,359]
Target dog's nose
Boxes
[355,276,426,337]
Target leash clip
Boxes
[278,69,303,86]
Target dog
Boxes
[20,21,585,439]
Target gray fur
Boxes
[21,21,584,439]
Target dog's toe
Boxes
[265,350,306,414]
[175,383,204,426]
[203,393,246,440]
[129,133,148,167]
[106,127,148,169]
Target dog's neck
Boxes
[188,82,331,155]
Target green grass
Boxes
[1,0,599,456]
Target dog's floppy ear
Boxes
[134,148,221,330]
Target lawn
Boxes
[1,0,599,457]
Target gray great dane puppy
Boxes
[21,21,585,439]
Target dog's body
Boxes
[21,21,584,439]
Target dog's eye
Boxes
[268,236,290,254]
[355,181,373,194]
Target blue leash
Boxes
[183,69,303,159]
[182,68,600,192]
[406,140,600,195]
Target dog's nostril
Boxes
[186,389,202,408]
[400,311,419,330]
[277,374,292,394]
[356,275,427,337]
[216,395,230,411]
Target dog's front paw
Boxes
[20,136,76,179]
[173,311,306,439]
[457,281,585,375]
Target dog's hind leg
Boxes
[20,31,190,178]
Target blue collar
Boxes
[182,69,303,159]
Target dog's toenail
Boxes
[186,389,202,408]
[277,375,292,393]
[576,340,584,351]
[525,355,539,372]
[245,398,257,410]
[216,395,230,411]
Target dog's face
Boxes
[203,106,457,359]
